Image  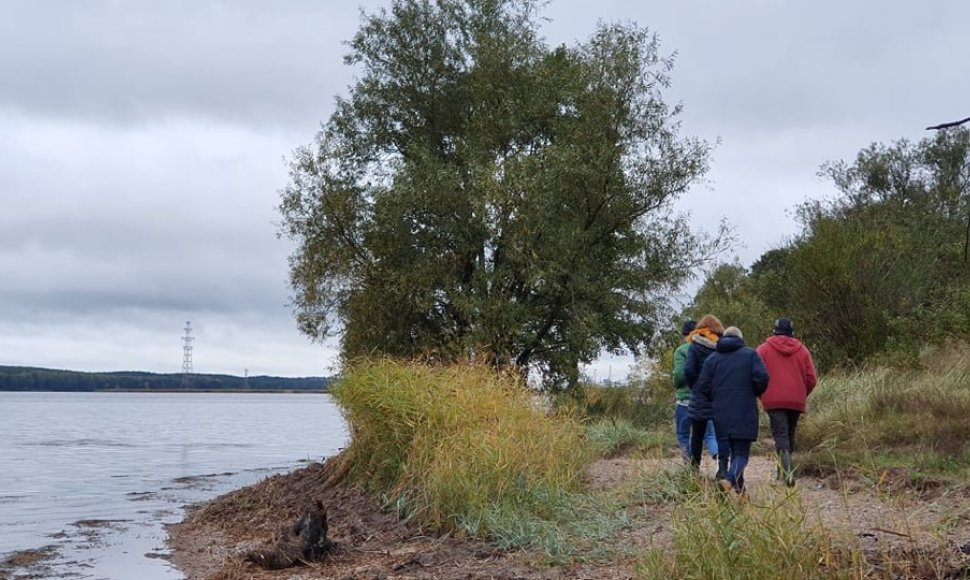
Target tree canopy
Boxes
[279,0,718,387]
[684,128,970,370]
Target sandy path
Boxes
[586,452,970,561]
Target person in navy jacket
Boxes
[696,326,769,496]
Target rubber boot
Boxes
[780,450,795,487]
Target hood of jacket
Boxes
[715,334,745,353]
[763,335,803,356]
[688,327,719,349]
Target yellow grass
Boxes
[330,360,591,539]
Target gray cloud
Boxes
[2,0,968,379]
[547,1,970,132]
[1,1,386,126]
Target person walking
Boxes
[683,314,724,475]
[696,326,769,497]
[756,318,817,487]
[672,319,697,460]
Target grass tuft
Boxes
[330,360,609,553]
[586,418,666,457]
[566,383,669,428]
[636,483,866,579]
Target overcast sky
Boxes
[1,1,967,379]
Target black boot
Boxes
[715,454,729,480]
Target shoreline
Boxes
[164,456,626,580]
[166,451,970,579]
[1,391,346,580]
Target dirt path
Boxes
[167,452,970,579]
[589,453,970,550]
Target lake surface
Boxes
[0,391,348,579]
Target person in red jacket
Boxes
[756,318,817,486]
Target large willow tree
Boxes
[280,0,715,387]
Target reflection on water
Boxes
[0,391,347,579]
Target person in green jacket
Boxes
[672,319,700,460]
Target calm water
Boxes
[0,391,348,579]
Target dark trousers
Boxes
[767,409,801,452]
[688,418,718,467]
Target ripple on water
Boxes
[1,391,348,579]
[25,439,136,448]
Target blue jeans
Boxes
[675,404,692,458]
[725,437,752,492]
[688,418,718,466]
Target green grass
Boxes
[326,351,970,572]
[566,382,670,428]
[330,360,636,555]
[635,472,867,579]
[586,418,667,457]
[797,344,970,487]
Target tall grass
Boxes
[636,474,867,579]
[324,347,970,570]
[330,360,603,551]
[586,418,667,457]
[798,344,970,484]
[568,382,670,428]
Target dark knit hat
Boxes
[681,319,697,336]
[773,318,794,336]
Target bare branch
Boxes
[926,116,970,131]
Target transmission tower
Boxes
[181,321,194,375]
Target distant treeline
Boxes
[0,365,331,392]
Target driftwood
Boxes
[245,499,333,570]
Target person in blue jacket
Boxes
[696,326,769,496]
[683,314,724,475]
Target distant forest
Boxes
[0,366,331,392]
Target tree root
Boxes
[245,499,333,570]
